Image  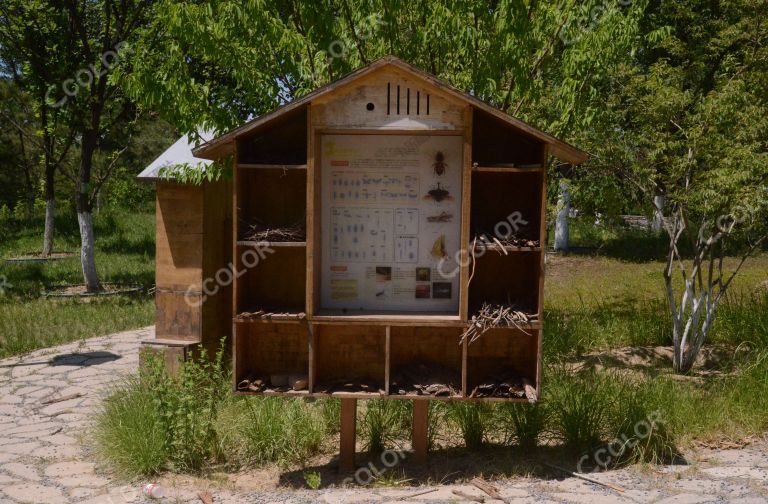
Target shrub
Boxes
[96,343,229,476]
[145,346,230,472]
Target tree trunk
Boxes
[554,179,570,251]
[652,194,665,232]
[42,165,56,257]
[77,134,101,293]
[77,210,100,292]
[42,200,56,257]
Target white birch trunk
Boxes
[77,211,101,292]
[554,179,570,251]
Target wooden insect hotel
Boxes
[139,56,587,467]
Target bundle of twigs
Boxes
[469,374,537,401]
[459,302,537,345]
[472,233,540,254]
[236,310,306,321]
[244,218,306,242]
[391,363,460,397]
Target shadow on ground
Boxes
[278,444,688,489]
[0,351,122,368]
[50,351,122,366]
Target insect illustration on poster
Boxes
[433,151,447,176]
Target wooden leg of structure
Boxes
[412,400,429,465]
[339,398,357,472]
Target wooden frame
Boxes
[226,64,554,403]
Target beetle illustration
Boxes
[433,151,447,176]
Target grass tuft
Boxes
[359,400,409,453]
[547,366,612,453]
[497,402,550,449]
[446,401,491,449]
[217,397,325,467]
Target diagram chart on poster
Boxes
[320,134,462,312]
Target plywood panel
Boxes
[236,245,306,313]
[155,289,202,340]
[238,169,307,239]
[315,325,385,386]
[466,328,538,390]
[468,252,540,314]
[312,67,465,130]
[202,179,234,352]
[234,322,309,383]
[156,183,204,234]
[472,109,543,166]
[470,171,543,243]
[156,183,204,291]
[389,326,462,369]
[237,107,307,165]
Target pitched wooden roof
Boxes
[193,55,588,165]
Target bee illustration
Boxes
[433,151,447,176]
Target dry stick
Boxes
[452,489,485,502]
[542,463,626,493]
[470,478,511,503]
[467,236,478,288]
[245,217,306,242]
[40,392,83,405]
[460,303,535,346]
[396,488,438,500]
[491,235,508,255]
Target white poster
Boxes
[320,134,462,313]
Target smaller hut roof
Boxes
[137,131,215,181]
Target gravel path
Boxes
[1,327,767,503]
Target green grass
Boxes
[0,209,155,358]
[445,401,492,449]
[359,399,410,453]
[543,253,768,355]
[94,374,169,477]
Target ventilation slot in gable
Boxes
[386,83,430,116]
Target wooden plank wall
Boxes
[155,182,204,341]
[155,180,233,353]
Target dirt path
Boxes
[1,328,766,503]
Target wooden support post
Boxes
[339,398,357,472]
[412,400,429,465]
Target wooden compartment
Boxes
[468,252,540,316]
[466,328,538,400]
[470,170,543,245]
[237,107,307,165]
[472,109,543,167]
[234,321,309,394]
[389,326,462,399]
[236,245,306,314]
[314,324,386,395]
[237,168,307,242]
